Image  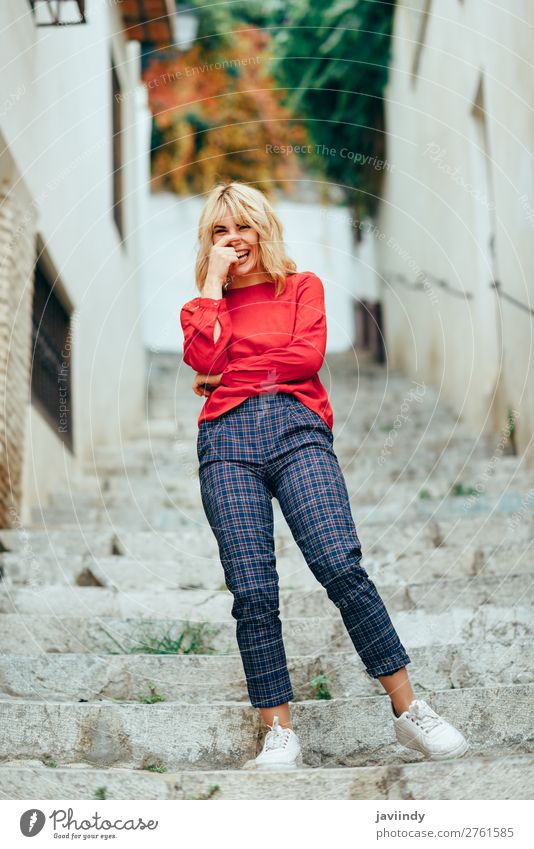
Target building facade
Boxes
[375,0,534,461]
[0,0,176,526]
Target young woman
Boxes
[180,181,469,771]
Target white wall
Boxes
[0,0,150,515]
[140,193,361,355]
[376,0,534,462]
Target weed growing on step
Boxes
[137,683,166,704]
[45,760,57,768]
[144,763,167,773]
[132,622,219,655]
[450,481,478,497]
[189,784,220,800]
[507,407,517,455]
[99,620,220,655]
[310,674,332,700]
[419,488,432,499]
[94,787,107,800]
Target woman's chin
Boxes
[233,265,254,278]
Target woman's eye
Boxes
[239,225,249,230]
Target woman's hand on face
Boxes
[193,373,223,397]
[205,233,240,285]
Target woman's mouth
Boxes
[236,250,250,263]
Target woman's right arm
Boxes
[180,296,233,375]
[180,234,240,374]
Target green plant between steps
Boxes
[310,674,332,700]
[137,683,166,704]
[189,784,221,800]
[99,621,220,655]
[450,481,478,497]
[420,482,483,500]
[507,406,517,455]
[94,787,107,800]
[144,763,167,773]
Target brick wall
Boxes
[0,179,36,528]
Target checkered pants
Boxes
[197,392,411,708]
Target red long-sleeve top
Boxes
[179,271,334,429]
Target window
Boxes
[111,55,124,241]
[31,257,74,452]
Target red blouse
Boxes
[179,271,334,429]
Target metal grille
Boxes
[28,0,86,26]
[31,261,74,452]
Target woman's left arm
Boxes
[219,273,326,388]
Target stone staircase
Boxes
[0,350,532,800]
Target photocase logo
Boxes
[20,809,46,836]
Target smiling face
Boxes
[212,212,266,282]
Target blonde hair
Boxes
[195,182,297,298]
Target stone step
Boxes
[29,506,201,530]
[2,544,529,591]
[0,573,531,619]
[0,684,531,770]
[28,487,533,532]
[0,641,530,703]
[354,495,530,526]
[80,452,513,491]
[40,467,532,518]
[1,749,531,800]
[2,513,531,558]
[24,506,527,535]
[83,432,499,473]
[0,605,530,654]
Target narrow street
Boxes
[0,351,532,799]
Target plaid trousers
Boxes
[197,392,411,708]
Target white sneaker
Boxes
[393,698,469,760]
[255,715,301,771]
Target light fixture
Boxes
[173,4,199,52]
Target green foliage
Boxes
[146,4,308,195]
[450,482,478,497]
[101,621,220,655]
[269,0,396,217]
[128,622,220,655]
[310,673,332,700]
[137,683,166,704]
[189,0,281,39]
[94,787,107,800]
[506,406,517,454]
[144,763,168,773]
[190,784,221,800]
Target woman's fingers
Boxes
[206,239,240,281]
[193,373,223,397]
[192,374,208,397]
